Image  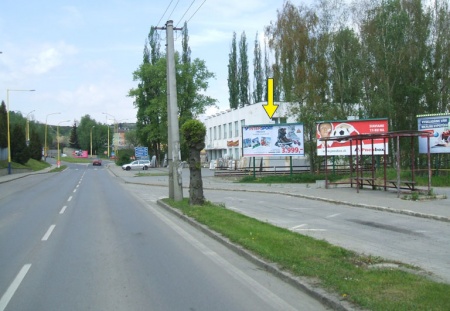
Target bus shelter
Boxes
[320,131,433,197]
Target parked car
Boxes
[92,158,102,166]
[122,160,151,171]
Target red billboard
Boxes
[316,119,389,156]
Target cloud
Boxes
[24,42,78,75]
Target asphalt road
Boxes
[0,163,329,311]
[202,189,450,284]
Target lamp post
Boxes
[102,112,116,159]
[26,110,35,146]
[44,112,60,160]
[90,126,95,158]
[6,89,35,174]
[57,120,70,168]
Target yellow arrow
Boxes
[262,78,278,119]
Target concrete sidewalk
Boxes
[108,163,450,223]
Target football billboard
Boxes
[316,119,389,156]
[417,114,450,154]
[242,123,304,157]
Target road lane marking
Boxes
[42,225,56,241]
[0,264,32,311]
[73,189,77,193]
[296,229,327,232]
[327,213,340,218]
[68,196,72,202]
[290,224,306,230]
[59,206,67,214]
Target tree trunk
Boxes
[188,144,204,205]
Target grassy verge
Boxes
[164,198,450,311]
[0,159,51,171]
[239,169,450,188]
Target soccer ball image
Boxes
[332,123,359,142]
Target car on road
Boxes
[92,158,102,166]
[122,160,151,171]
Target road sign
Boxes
[135,147,148,158]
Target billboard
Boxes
[242,123,304,157]
[316,119,389,156]
[417,114,450,154]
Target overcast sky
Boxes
[0,0,308,125]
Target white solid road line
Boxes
[0,264,32,311]
[41,225,56,241]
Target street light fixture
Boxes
[90,125,95,158]
[44,112,60,160]
[6,89,35,174]
[57,120,70,168]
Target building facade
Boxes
[203,102,306,170]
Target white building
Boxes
[203,102,308,170]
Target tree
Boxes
[69,121,80,149]
[228,32,239,109]
[180,119,206,205]
[0,101,7,148]
[329,27,363,119]
[10,123,29,164]
[238,31,250,107]
[130,24,216,162]
[29,128,43,161]
[253,32,265,103]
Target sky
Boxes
[0,0,304,126]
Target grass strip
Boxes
[164,198,450,311]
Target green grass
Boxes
[164,198,450,311]
[239,169,450,187]
[0,159,51,171]
[239,172,342,184]
[60,157,94,164]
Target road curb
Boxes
[156,199,360,311]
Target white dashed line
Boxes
[290,224,307,230]
[68,196,72,202]
[0,264,32,311]
[41,225,56,241]
[59,206,67,214]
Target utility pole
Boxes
[156,20,183,201]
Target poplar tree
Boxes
[238,31,249,107]
[253,32,264,104]
[228,32,239,109]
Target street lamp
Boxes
[57,120,70,168]
[90,125,95,158]
[26,110,35,146]
[6,89,35,174]
[102,112,116,159]
[44,112,60,160]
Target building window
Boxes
[234,121,239,137]
[214,126,217,140]
[224,124,227,139]
[229,122,232,138]
[209,128,212,144]
[218,125,222,139]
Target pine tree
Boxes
[29,128,43,161]
[69,122,80,149]
[0,101,7,148]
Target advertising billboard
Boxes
[417,114,450,154]
[242,123,304,157]
[316,119,389,156]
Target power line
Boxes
[167,0,180,21]
[156,0,174,28]
[176,0,196,27]
[186,0,207,24]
